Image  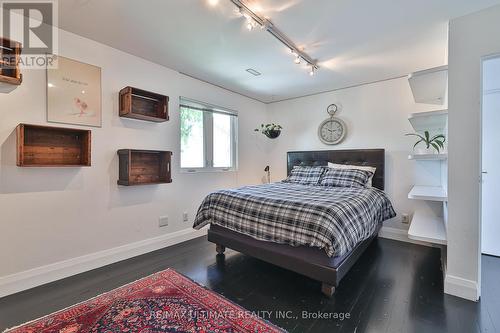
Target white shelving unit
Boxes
[408,109,448,131]
[408,211,447,245]
[408,185,447,202]
[408,66,448,105]
[407,72,448,247]
[408,153,447,161]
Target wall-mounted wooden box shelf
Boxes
[16,124,91,167]
[0,38,22,93]
[117,149,172,186]
[119,87,169,122]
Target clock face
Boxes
[318,118,346,145]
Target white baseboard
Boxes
[378,226,433,247]
[0,228,207,298]
[444,274,479,301]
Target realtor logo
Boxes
[1,0,58,68]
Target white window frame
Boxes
[180,97,238,173]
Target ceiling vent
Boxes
[246,68,261,76]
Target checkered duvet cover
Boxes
[193,182,396,257]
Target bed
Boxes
[193,149,395,296]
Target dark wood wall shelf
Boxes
[117,149,172,186]
[0,38,22,93]
[119,87,169,122]
[16,124,91,167]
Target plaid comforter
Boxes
[193,182,396,257]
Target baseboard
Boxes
[378,226,433,247]
[444,274,479,301]
[0,228,207,298]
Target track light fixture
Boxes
[246,20,254,31]
[309,65,315,76]
[229,0,319,76]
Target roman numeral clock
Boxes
[318,104,347,145]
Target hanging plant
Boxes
[405,131,446,153]
[255,123,282,139]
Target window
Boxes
[180,97,238,172]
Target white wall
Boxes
[267,77,445,230]
[447,4,500,301]
[0,29,268,282]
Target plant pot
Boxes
[264,129,281,139]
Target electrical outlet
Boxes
[159,216,169,227]
[183,212,189,222]
[402,213,410,224]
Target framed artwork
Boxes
[47,55,102,127]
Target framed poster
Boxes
[47,55,102,127]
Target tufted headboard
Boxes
[287,149,385,190]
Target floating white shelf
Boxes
[408,210,447,245]
[408,185,447,202]
[408,153,447,161]
[408,109,448,132]
[408,65,448,105]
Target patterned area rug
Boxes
[4,269,285,333]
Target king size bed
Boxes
[193,149,396,297]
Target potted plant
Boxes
[405,131,446,154]
[255,123,282,139]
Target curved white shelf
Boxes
[408,65,448,105]
[408,153,447,161]
[408,210,447,245]
[408,109,448,131]
[408,185,447,202]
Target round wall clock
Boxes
[318,104,347,145]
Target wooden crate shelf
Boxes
[119,87,169,122]
[16,124,91,167]
[0,38,22,93]
[117,149,172,186]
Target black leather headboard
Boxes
[287,149,385,190]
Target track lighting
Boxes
[246,18,258,31]
[309,66,316,76]
[230,0,319,76]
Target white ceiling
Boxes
[58,0,500,103]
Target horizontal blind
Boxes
[179,97,238,116]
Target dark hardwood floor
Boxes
[0,236,498,333]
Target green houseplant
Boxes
[255,123,282,139]
[405,131,446,154]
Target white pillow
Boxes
[327,162,376,187]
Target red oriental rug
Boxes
[4,269,285,333]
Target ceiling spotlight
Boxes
[309,66,315,76]
[294,55,301,64]
[246,20,254,31]
[207,0,219,6]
